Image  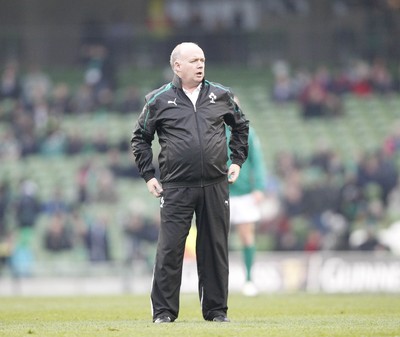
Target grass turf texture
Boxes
[1,293,399,337]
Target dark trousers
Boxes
[151,180,230,321]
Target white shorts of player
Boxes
[229,193,261,225]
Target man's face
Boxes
[175,45,205,89]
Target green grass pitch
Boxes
[1,293,399,337]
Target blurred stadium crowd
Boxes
[1,0,400,278]
[1,53,400,278]
[271,57,400,118]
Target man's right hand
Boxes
[146,178,163,198]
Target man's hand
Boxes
[146,178,163,197]
[228,164,241,184]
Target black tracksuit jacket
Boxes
[131,75,249,187]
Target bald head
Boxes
[170,42,206,90]
[170,42,203,69]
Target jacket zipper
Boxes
[192,98,205,187]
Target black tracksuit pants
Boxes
[151,179,230,322]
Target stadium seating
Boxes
[1,67,400,270]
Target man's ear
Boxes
[174,61,181,73]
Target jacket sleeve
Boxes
[224,93,249,167]
[130,100,157,182]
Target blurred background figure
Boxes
[14,179,41,231]
[0,59,22,101]
[80,213,111,263]
[227,96,267,296]
[43,212,74,253]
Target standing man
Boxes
[131,42,249,323]
[227,96,266,297]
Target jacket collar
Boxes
[172,74,205,90]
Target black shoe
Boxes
[154,316,172,324]
[212,315,230,323]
